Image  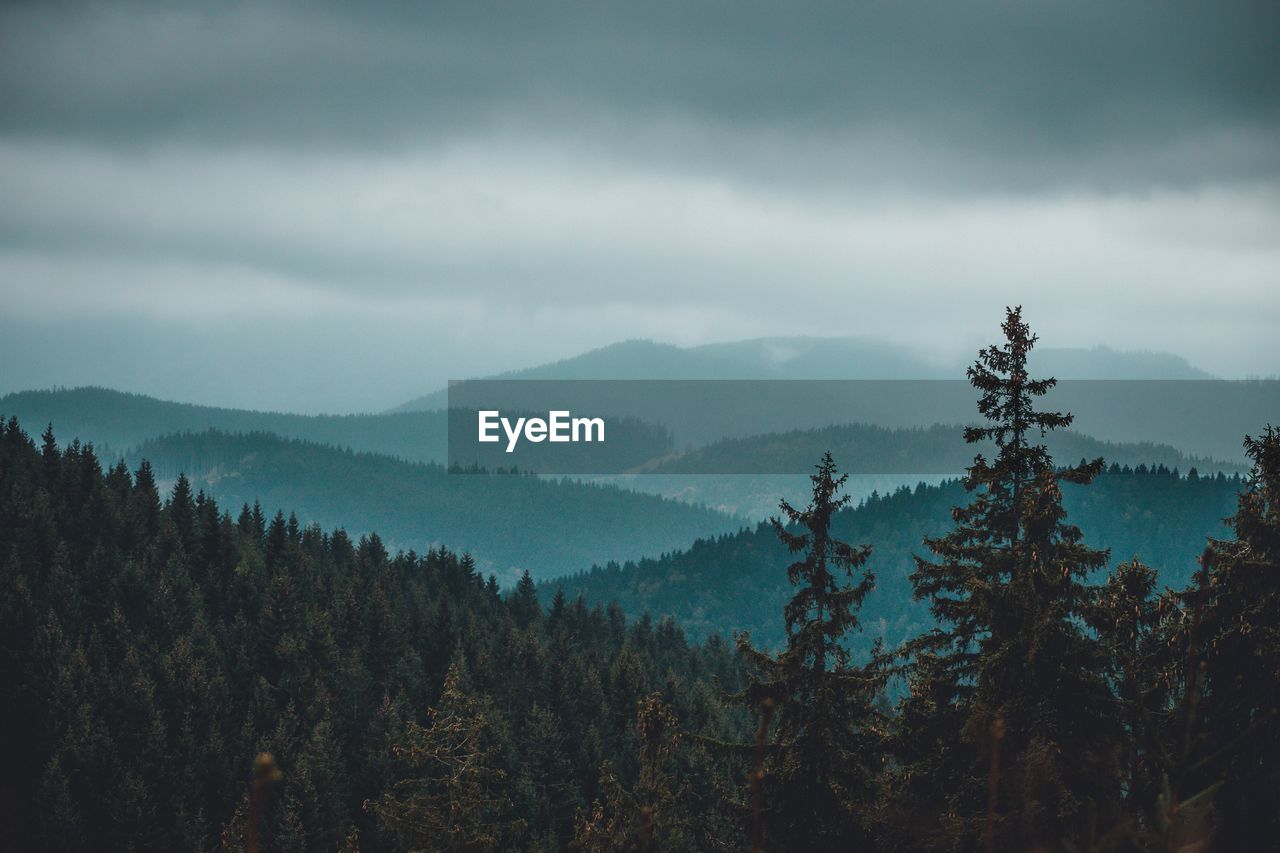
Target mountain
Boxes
[126,428,742,583]
[549,466,1243,649]
[5,386,1261,530]
[391,338,1214,411]
[1032,346,1215,380]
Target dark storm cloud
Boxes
[1,1,1278,410]
[2,0,1278,192]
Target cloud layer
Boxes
[2,1,1278,411]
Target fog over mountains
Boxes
[392,337,1215,412]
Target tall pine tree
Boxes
[902,307,1117,849]
[367,661,524,851]
[1187,425,1280,847]
[731,452,884,850]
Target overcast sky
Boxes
[1,0,1277,413]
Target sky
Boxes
[1,0,1278,413]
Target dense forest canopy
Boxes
[0,417,747,851]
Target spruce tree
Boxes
[519,704,580,846]
[1090,553,1222,849]
[1189,425,1280,847]
[903,307,1116,849]
[511,569,542,629]
[572,693,692,852]
[732,451,883,850]
[1090,558,1165,824]
[368,661,524,851]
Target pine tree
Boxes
[368,661,524,851]
[1087,550,1225,849]
[519,703,581,846]
[1189,425,1280,847]
[902,307,1117,849]
[1090,558,1165,826]
[572,692,692,852]
[731,452,883,850]
[131,458,161,540]
[40,422,60,485]
[511,569,542,629]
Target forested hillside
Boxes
[0,418,748,851]
[553,465,1244,647]
[126,429,740,583]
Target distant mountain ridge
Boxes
[391,337,1214,412]
[8,382,1256,480]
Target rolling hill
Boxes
[120,428,743,584]
[549,465,1244,649]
